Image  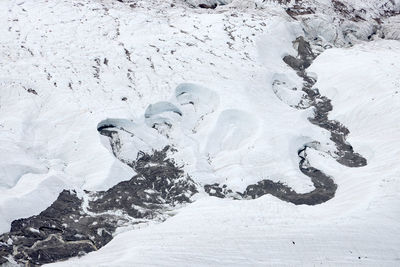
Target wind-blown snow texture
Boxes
[1,0,400,266]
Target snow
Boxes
[1,0,400,265]
[383,15,400,40]
[48,37,400,267]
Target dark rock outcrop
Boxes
[203,36,366,204]
[0,147,197,266]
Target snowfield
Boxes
[48,38,400,267]
[0,0,399,266]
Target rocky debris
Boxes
[283,36,316,71]
[0,28,369,266]
[288,36,367,168]
[203,35,366,204]
[22,86,38,95]
[89,147,198,216]
[242,145,336,205]
[0,190,99,266]
[286,3,315,18]
[98,128,123,160]
[276,0,400,46]
[0,147,197,266]
[331,0,365,22]
[27,88,38,95]
[185,0,228,9]
[281,0,399,20]
[198,3,217,9]
[203,144,337,205]
[204,183,241,199]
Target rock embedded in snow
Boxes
[0,147,197,265]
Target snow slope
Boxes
[49,38,400,267]
[0,0,277,232]
[0,0,299,232]
[0,0,400,265]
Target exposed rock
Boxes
[0,33,368,267]
[203,36,366,204]
[0,147,197,266]
[198,3,217,9]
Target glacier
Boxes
[0,0,400,266]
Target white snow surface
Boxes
[0,0,399,266]
[49,39,400,267]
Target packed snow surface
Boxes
[0,0,399,266]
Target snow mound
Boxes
[205,109,258,156]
